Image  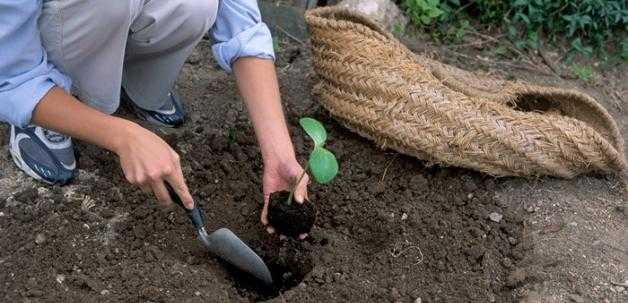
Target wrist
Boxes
[105,118,139,154]
[261,145,298,167]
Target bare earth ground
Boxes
[0,6,626,303]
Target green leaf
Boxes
[299,117,327,147]
[308,147,338,184]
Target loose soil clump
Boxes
[267,191,317,237]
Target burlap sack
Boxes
[305,7,626,178]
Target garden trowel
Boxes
[166,184,273,285]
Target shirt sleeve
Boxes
[0,1,72,127]
[209,0,275,73]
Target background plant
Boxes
[401,0,628,60]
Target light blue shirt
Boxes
[0,0,275,127]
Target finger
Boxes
[293,173,309,204]
[151,180,172,206]
[260,194,270,226]
[298,233,309,240]
[165,161,194,209]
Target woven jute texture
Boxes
[305,6,627,178]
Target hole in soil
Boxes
[226,240,314,302]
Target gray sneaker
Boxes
[9,125,76,185]
[122,89,186,128]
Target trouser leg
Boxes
[39,0,142,114]
[122,0,218,111]
[39,0,218,113]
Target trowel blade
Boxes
[199,227,273,285]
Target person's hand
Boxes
[112,122,194,208]
[261,156,309,239]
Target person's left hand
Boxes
[261,157,309,239]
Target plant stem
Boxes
[286,161,308,205]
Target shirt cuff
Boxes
[211,22,275,73]
[0,72,71,127]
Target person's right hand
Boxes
[112,122,194,208]
[29,87,193,208]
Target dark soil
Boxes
[229,238,314,301]
[267,191,317,237]
[0,32,530,302]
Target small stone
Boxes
[488,212,503,223]
[100,290,110,296]
[371,183,386,195]
[525,205,536,213]
[567,221,578,227]
[194,291,201,296]
[508,237,517,245]
[55,274,65,284]
[414,297,422,303]
[568,294,585,303]
[463,179,478,192]
[502,257,513,268]
[401,213,408,221]
[35,233,46,245]
[337,0,409,32]
[391,287,401,299]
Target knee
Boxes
[94,2,133,29]
[174,0,218,38]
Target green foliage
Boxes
[571,64,594,81]
[403,0,445,26]
[393,22,406,36]
[299,118,338,184]
[308,147,338,184]
[299,118,326,146]
[505,0,626,56]
[403,0,628,58]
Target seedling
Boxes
[267,117,338,238]
[286,117,338,205]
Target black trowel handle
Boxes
[165,183,205,230]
